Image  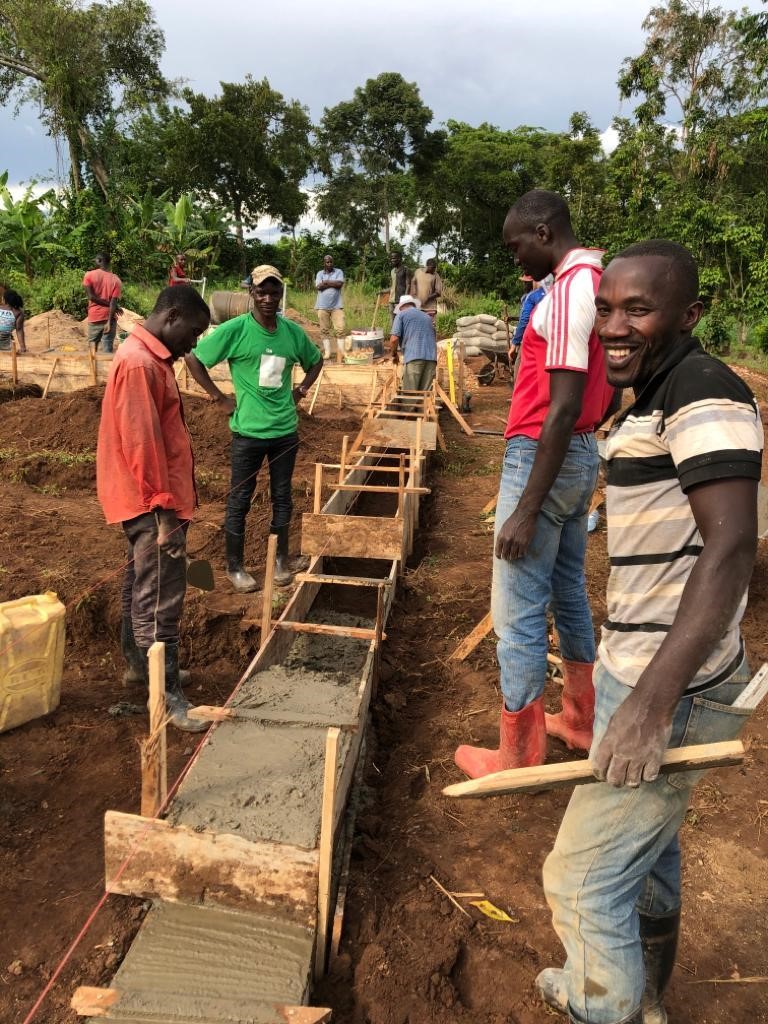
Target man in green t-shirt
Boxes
[186,265,323,591]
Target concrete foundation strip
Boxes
[83,394,437,1021]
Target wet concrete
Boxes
[168,720,350,849]
[167,610,372,851]
[105,900,313,1022]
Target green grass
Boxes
[286,282,392,335]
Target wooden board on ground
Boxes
[104,810,319,925]
[443,741,745,799]
[301,513,405,561]
[360,416,437,451]
[449,611,492,662]
[71,985,332,1022]
[0,351,112,392]
[758,482,768,539]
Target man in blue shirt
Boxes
[315,254,345,360]
[389,295,437,391]
[510,274,548,354]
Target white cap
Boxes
[395,295,420,313]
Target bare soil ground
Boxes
[0,365,766,1024]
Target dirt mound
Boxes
[285,306,321,341]
[0,389,103,453]
[0,382,42,404]
[24,309,87,353]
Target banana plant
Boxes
[0,172,72,280]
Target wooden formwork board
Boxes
[104,811,320,926]
[301,513,404,561]
[0,350,111,391]
[360,416,437,451]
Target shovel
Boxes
[186,556,215,592]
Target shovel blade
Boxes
[187,557,215,591]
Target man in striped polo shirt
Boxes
[538,241,763,1024]
[454,190,614,779]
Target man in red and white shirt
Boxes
[455,190,615,778]
[97,285,211,732]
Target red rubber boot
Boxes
[454,698,547,779]
[545,659,595,751]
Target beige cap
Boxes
[250,264,283,286]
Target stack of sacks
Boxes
[456,314,510,355]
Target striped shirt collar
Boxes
[616,336,703,426]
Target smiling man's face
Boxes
[595,255,703,389]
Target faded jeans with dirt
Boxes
[492,434,599,711]
[121,512,189,649]
[542,655,752,1023]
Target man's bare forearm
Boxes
[185,352,226,401]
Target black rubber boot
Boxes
[121,616,147,686]
[163,643,207,733]
[273,525,309,588]
[122,618,190,688]
[225,529,258,593]
[639,910,680,1024]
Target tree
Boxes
[617,0,768,151]
[317,72,440,251]
[118,78,313,265]
[0,0,168,196]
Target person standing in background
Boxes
[384,251,412,327]
[389,295,438,392]
[168,253,189,287]
[314,253,346,360]
[410,257,443,325]
[83,253,122,354]
[0,289,26,352]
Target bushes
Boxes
[697,307,733,356]
[752,323,768,355]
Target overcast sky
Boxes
[5,0,764,219]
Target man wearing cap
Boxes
[315,254,346,360]
[389,294,438,392]
[185,265,324,592]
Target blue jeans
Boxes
[492,434,599,710]
[542,655,752,1023]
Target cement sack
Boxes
[456,313,498,328]
[493,330,510,343]
[458,321,496,338]
[457,330,493,346]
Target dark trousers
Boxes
[224,432,299,538]
[121,513,188,649]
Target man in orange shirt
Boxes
[97,285,211,732]
[83,252,122,353]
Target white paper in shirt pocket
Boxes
[259,353,286,389]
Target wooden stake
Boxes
[733,662,768,709]
[314,462,323,514]
[42,357,59,399]
[435,381,474,436]
[444,741,745,799]
[480,495,498,517]
[260,533,278,650]
[435,420,448,453]
[315,726,341,979]
[397,453,406,517]
[308,368,324,416]
[140,641,167,817]
[339,434,348,485]
[89,348,98,386]
[449,611,493,662]
[374,584,384,646]
[446,337,456,405]
[458,340,466,401]
[71,987,120,1017]
[11,340,18,384]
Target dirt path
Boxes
[317,379,768,1024]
